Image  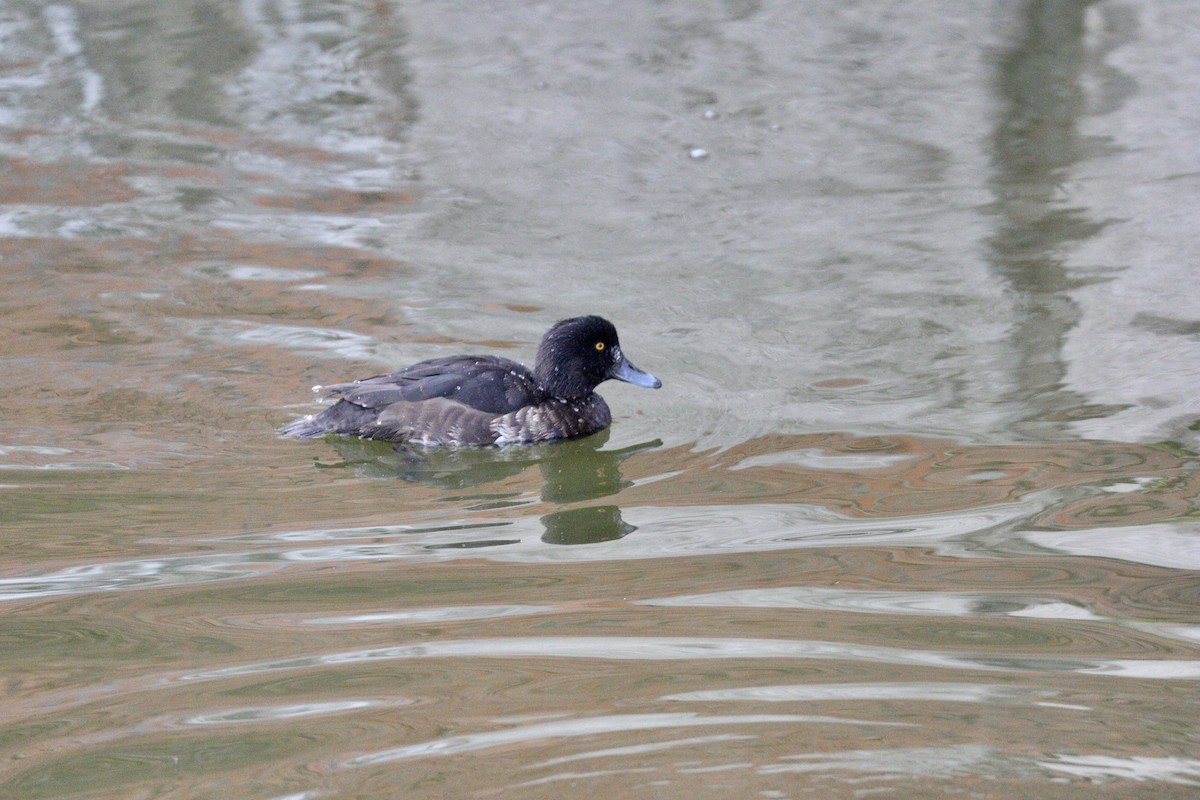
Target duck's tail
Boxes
[278,399,378,439]
[278,414,329,439]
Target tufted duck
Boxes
[279,315,661,446]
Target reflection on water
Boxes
[2,1,1200,799]
[541,505,635,545]
[347,712,911,765]
[320,430,658,501]
[177,636,1200,683]
[987,0,1096,431]
[1040,754,1200,785]
[321,432,659,541]
[661,682,1053,704]
[5,431,1195,601]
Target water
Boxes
[2,0,1199,797]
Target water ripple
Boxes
[637,586,1077,617]
[345,712,908,766]
[1039,754,1200,786]
[0,555,283,601]
[305,605,552,626]
[185,700,380,726]
[530,734,755,767]
[5,510,1196,610]
[1024,523,1200,570]
[759,744,1014,779]
[661,682,1054,705]
[180,636,1200,683]
[638,585,1199,650]
[731,448,919,471]
[191,319,379,361]
[0,502,1032,601]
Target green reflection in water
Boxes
[542,505,636,545]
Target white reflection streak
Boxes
[641,586,1200,650]
[661,682,1043,705]
[513,767,658,787]
[731,449,917,471]
[1081,660,1200,680]
[43,5,103,113]
[1125,621,1200,646]
[759,744,1002,778]
[269,501,1037,566]
[345,713,907,766]
[1024,524,1200,570]
[186,700,376,726]
[209,213,386,248]
[201,264,324,282]
[211,320,379,361]
[307,605,551,626]
[0,445,73,456]
[1039,754,1200,786]
[0,557,281,601]
[0,522,509,601]
[531,734,754,768]
[639,586,983,616]
[183,636,994,681]
[0,502,1027,602]
[0,461,128,471]
[179,636,1200,683]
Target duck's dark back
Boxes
[327,355,541,415]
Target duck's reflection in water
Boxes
[541,505,636,545]
[323,431,660,545]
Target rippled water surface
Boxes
[3,1,1200,798]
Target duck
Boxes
[279,315,661,446]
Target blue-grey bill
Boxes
[612,357,662,389]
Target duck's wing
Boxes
[323,355,539,415]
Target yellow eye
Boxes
[594,341,606,351]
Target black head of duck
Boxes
[279,315,661,446]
